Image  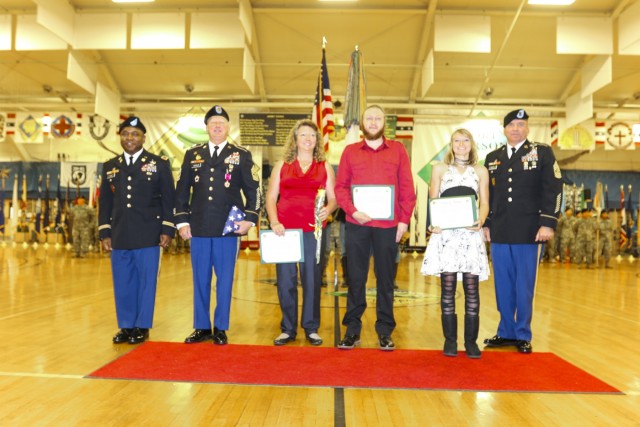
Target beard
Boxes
[362,126,384,141]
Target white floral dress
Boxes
[420,165,490,281]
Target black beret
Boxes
[503,109,529,127]
[204,105,229,124]
[119,116,146,134]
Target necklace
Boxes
[298,159,312,173]
[454,157,470,166]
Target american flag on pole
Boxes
[312,43,334,152]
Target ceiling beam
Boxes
[604,0,635,119]
[240,0,267,102]
[468,0,527,117]
[611,0,634,19]
[407,0,437,104]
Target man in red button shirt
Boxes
[334,105,416,351]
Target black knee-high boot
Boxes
[441,314,458,356]
[464,315,481,358]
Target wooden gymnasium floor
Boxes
[1,241,639,426]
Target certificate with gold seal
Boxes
[429,195,478,229]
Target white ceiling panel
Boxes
[0,0,636,119]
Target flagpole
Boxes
[10,174,18,236]
[44,174,50,232]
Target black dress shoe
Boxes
[305,333,323,346]
[517,340,533,354]
[128,328,149,344]
[274,333,295,346]
[483,335,518,347]
[184,329,213,343]
[337,334,360,349]
[213,327,228,345]
[379,335,395,351]
[113,328,133,344]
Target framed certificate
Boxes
[429,195,478,229]
[352,185,395,220]
[259,229,304,264]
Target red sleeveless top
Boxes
[277,160,328,232]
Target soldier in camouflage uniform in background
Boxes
[557,207,577,263]
[574,208,596,268]
[542,234,558,263]
[597,209,614,268]
[70,195,95,258]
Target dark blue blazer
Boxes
[484,140,562,244]
[174,142,261,237]
[98,150,176,249]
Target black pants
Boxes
[275,231,324,337]
[342,223,397,336]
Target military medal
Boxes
[224,182,230,188]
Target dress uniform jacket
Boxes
[174,142,261,236]
[98,150,176,249]
[484,140,562,243]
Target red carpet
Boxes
[88,342,620,394]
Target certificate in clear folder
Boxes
[429,195,478,230]
[259,229,304,264]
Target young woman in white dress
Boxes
[421,129,490,358]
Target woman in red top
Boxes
[265,119,337,346]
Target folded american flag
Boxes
[222,205,246,235]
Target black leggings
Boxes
[440,272,479,316]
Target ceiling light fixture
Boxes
[112,0,155,3]
[528,0,575,5]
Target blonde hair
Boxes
[282,119,326,163]
[443,128,479,166]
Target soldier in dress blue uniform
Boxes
[482,109,562,354]
[176,105,261,345]
[99,116,176,345]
